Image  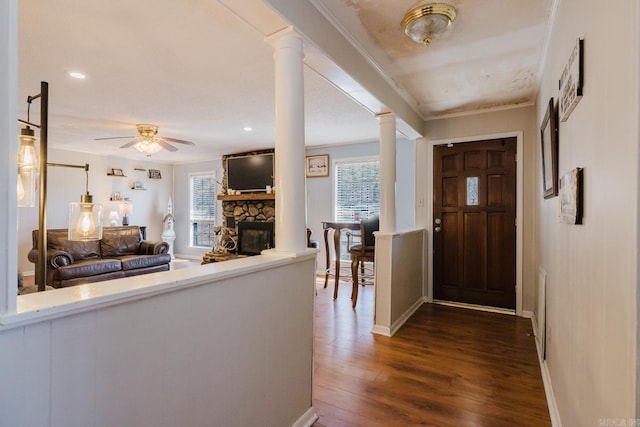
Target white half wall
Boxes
[372,229,425,336]
[1,254,316,427]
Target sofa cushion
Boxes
[56,259,122,281]
[47,229,101,261]
[118,254,172,271]
[101,227,142,257]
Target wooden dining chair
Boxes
[348,215,379,308]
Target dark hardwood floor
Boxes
[313,279,551,427]
[22,261,549,425]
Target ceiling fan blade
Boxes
[94,136,137,141]
[156,139,178,152]
[160,136,195,146]
[119,139,140,149]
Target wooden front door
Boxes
[433,138,516,309]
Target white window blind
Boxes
[189,172,216,248]
[335,158,380,221]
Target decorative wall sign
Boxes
[559,167,583,224]
[558,38,584,122]
[540,98,559,199]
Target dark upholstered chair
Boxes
[348,215,378,308]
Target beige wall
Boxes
[535,0,638,424]
[418,105,538,312]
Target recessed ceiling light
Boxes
[68,71,86,79]
[243,126,253,132]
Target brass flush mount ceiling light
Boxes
[401,3,457,45]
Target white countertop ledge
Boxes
[1,251,316,330]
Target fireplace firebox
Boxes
[237,221,275,255]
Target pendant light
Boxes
[68,164,103,241]
[17,126,38,207]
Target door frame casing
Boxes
[422,131,524,316]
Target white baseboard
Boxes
[291,407,318,427]
[371,324,392,336]
[530,317,562,427]
[521,309,533,319]
[372,297,424,337]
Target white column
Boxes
[271,29,307,253]
[378,112,396,233]
[0,0,18,314]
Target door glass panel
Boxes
[466,177,479,206]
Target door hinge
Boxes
[514,154,518,162]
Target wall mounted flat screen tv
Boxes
[226,153,274,193]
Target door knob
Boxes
[435,226,441,233]
[435,218,441,225]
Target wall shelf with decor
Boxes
[217,194,275,201]
[107,168,126,177]
[131,181,146,190]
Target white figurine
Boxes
[162,198,176,259]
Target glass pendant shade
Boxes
[401,3,457,45]
[68,194,103,241]
[17,127,39,207]
[134,139,163,154]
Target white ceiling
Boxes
[18,0,553,164]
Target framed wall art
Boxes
[559,167,584,224]
[148,169,162,179]
[559,38,584,122]
[540,98,559,199]
[305,154,329,178]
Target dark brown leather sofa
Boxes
[28,226,171,288]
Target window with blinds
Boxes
[333,158,380,261]
[334,158,380,221]
[189,172,216,248]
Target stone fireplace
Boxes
[222,200,275,224]
[216,148,276,255]
[237,221,275,255]
[218,198,275,254]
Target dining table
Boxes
[321,221,360,299]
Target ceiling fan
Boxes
[95,124,195,155]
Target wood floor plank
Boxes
[313,280,550,426]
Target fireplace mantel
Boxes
[217,193,275,201]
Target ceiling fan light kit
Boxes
[135,140,164,155]
[401,3,457,45]
[95,123,195,155]
[134,124,165,155]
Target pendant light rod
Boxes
[48,163,90,195]
[17,119,40,128]
[48,163,88,170]
[36,81,48,292]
